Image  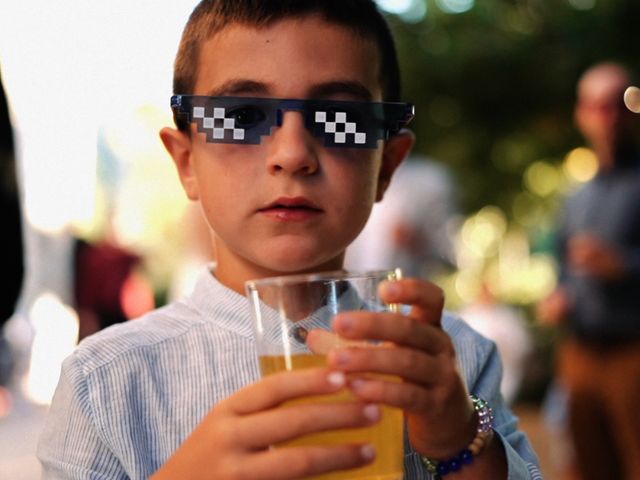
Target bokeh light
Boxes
[563,147,598,183]
[524,161,561,197]
[436,0,474,14]
[376,0,427,23]
[24,293,78,405]
[512,192,545,227]
[567,0,597,11]
[460,206,507,259]
[376,0,412,13]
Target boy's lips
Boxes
[258,196,324,222]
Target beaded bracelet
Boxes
[419,395,495,479]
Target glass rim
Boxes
[245,268,402,291]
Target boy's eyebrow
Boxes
[307,81,374,102]
[203,80,373,102]
[205,80,268,97]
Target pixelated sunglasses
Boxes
[171,95,415,149]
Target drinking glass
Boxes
[246,269,404,480]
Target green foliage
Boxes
[389,0,640,215]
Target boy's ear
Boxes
[159,127,199,201]
[376,129,415,202]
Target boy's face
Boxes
[161,16,413,291]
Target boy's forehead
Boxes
[193,16,383,100]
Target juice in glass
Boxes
[260,354,404,480]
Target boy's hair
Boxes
[173,0,401,102]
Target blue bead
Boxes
[429,448,475,477]
[460,449,474,464]
[437,461,450,475]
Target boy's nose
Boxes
[266,111,319,176]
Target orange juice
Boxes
[260,354,404,480]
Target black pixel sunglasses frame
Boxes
[171,95,414,149]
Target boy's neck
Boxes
[213,255,281,295]
[212,240,346,295]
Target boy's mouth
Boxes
[258,197,323,221]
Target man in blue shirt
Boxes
[538,62,640,480]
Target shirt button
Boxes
[292,326,308,343]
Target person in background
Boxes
[460,281,533,406]
[537,61,640,480]
[72,235,155,340]
[345,155,458,279]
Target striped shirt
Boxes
[38,267,542,479]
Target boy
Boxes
[38,1,541,478]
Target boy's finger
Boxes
[327,344,447,384]
[227,368,346,415]
[332,311,451,354]
[346,376,433,413]
[379,278,445,327]
[306,328,366,355]
[236,401,382,448]
[245,444,375,480]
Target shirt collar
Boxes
[188,265,370,342]
[189,264,255,338]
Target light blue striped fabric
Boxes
[38,267,542,479]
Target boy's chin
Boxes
[252,251,344,277]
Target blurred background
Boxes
[1,0,639,478]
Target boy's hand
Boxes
[152,368,379,480]
[328,278,477,460]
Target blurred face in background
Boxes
[575,64,634,157]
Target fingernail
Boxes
[363,404,381,422]
[360,444,376,461]
[327,371,346,387]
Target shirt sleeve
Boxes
[37,354,128,480]
[402,315,543,479]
